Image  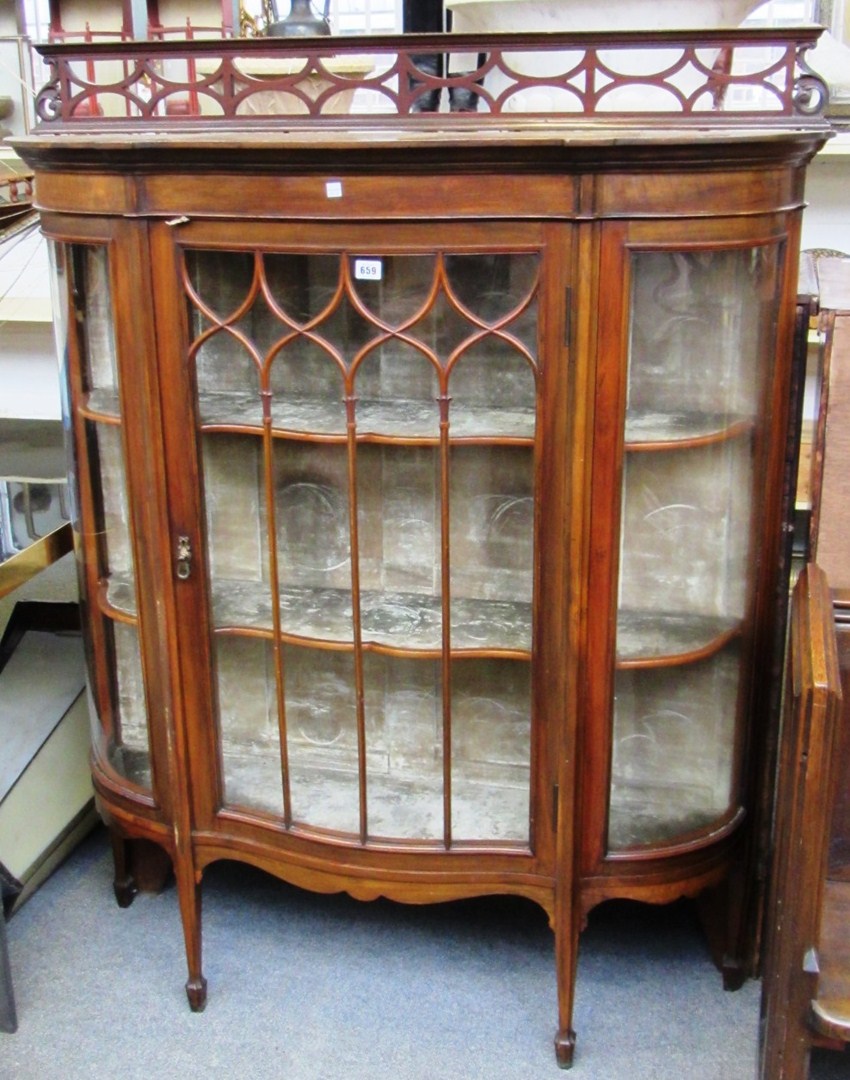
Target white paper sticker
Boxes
[354,258,383,282]
[325,180,343,199]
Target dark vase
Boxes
[267,0,330,37]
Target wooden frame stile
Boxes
[124,213,191,908]
[552,213,597,1068]
[147,215,234,1009]
[580,216,629,902]
[133,215,209,1009]
[149,220,260,862]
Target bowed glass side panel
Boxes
[57,242,151,790]
[185,244,540,846]
[608,244,783,850]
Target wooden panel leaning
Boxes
[759,564,848,1079]
[807,255,850,579]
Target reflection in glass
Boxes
[187,250,263,429]
[48,242,73,440]
[608,243,781,851]
[269,339,346,434]
[287,645,360,833]
[185,247,539,440]
[348,254,436,327]
[452,659,531,841]
[626,247,777,429]
[186,248,255,324]
[357,444,438,600]
[265,252,340,324]
[609,648,739,847]
[275,443,351,583]
[451,446,534,626]
[74,245,120,414]
[201,434,266,606]
[91,422,135,590]
[354,343,440,438]
[194,330,261,425]
[216,635,283,816]
[618,439,752,623]
[65,243,151,793]
[192,242,541,845]
[213,640,532,843]
[106,621,151,789]
[445,253,538,325]
[449,341,537,440]
[201,434,535,655]
[362,655,443,840]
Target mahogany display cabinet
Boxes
[15,28,833,1066]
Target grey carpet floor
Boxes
[2,825,849,1080]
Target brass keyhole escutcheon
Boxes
[176,535,192,580]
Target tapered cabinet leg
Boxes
[127,838,173,895]
[696,873,751,991]
[175,862,207,1012]
[186,972,208,1013]
[553,904,580,1068]
[554,1026,576,1069]
[110,828,138,909]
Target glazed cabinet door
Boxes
[152,219,570,862]
[586,217,796,866]
[47,220,176,814]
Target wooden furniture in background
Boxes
[806,255,850,584]
[759,565,850,1079]
[15,30,831,1067]
[818,591,850,1065]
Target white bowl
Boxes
[444,0,767,33]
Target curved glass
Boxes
[349,254,436,326]
[354,344,440,439]
[187,244,540,844]
[56,243,151,790]
[608,243,783,850]
[449,343,536,439]
[269,340,346,435]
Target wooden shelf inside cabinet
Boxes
[616,610,742,668]
[83,390,121,422]
[101,577,137,620]
[624,410,754,450]
[211,579,532,655]
[221,758,534,846]
[106,571,533,654]
[198,393,536,443]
